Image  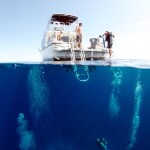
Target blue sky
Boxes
[0,0,150,61]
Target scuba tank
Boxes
[109,32,114,46]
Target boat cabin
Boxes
[41,14,78,49]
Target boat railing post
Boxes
[68,22,71,50]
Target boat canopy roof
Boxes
[50,14,78,25]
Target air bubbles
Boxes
[109,69,122,118]
[17,113,36,150]
[127,73,143,149]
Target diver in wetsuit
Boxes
[96,137,108,150]
[102,31,115,58]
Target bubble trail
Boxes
[28,66,50,124]
[127,73,142,150]
[17,113,36,150]
[109,69,122,118]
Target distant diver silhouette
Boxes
[96,137,108,150]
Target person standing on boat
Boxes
[75,23,82,48]
[103,31,115,58]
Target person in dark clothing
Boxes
[103,31,115,58]
[96,137,108,150]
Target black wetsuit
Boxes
[96,138,107,150]
[105,32,114,48]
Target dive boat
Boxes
[39,14,108,61]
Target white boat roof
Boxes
[50,14,78,25]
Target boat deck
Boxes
[53,48,108,61]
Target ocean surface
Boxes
[0,59,150,150]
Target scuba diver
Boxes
[96,137,108,150]
[101,31,115,58]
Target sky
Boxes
[0,0,150,62]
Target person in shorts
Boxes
[75,23,82,48]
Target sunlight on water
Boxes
[17,113,36,150]
[109,69,122,118]
[127,72,142,149]
[28,66,50,124]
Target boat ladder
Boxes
[70,49,85,61]
[70,43,89,81]
[70,41,86,61]
[70,44,76,61]
[73,65,89,82]
[80,48,86,61]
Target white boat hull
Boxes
[40,43,108,61]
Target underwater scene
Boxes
[0,60,150,150]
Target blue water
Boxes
[0,60,150,150]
